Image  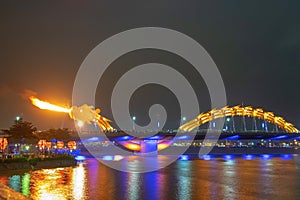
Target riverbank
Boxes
[0,155,77,171]
[0,182,30,200]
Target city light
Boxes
[132,116,136,130]
[179,155,190,161]
[223,155,233,160]
[201,155,212,160]
[243,154,254,160]
[74,155,86,161]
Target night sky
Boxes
[0,1,299,130]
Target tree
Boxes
[35,128,74,141]
[6,118,37,143]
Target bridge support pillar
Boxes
[140,140,158,154]
[253,118,257,131]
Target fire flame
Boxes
[29,96,113,131]
[29,96,71,113]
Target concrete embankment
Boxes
[0,158,77,171]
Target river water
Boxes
[1,154,300,200]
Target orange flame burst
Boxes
[29,96,114,131]
[29,96,70,113]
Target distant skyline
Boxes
[0,1,300,130]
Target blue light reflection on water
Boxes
[179,155,190,161]
[102,155,114,161]
[8,175,21,192]
[177,154,295,161]
[75,155,86,161]
[1,154,300,199]
[223,155,234,160]
[261,154,272,160]
[281,154,293,160]
[82,153,298,164]
[201,154,213,160]
[243,154,255,160]
[144,172,159,200]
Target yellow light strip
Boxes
[179,105,299,133]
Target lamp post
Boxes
[132,116,136,131]
[226,117,230,132]
[181,116,187,125]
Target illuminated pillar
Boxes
[275,124,279,132]
[253,118,257,131]
[242,116,247,132]
[226,117,230,132]
[232,116,236,132]
[140,140,158,154]
[264,120,268,132]
[262,121,268,132]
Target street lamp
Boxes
[132,116,136,131]
[181,116,187,125]
[16,116,20,121]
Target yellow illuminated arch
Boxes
[179,105,299,133]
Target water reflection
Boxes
[72,164,86,200]
[123,159,167,200]
[1,173,31,197]
[0,155,300,199]
[221,159,237,199]
[9,175,21,192]
[21,173,30,197]
[127,173,140,200]
[176,161,191,200]
[18,165,87,200]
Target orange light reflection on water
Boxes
[30,165,86,200]
[72,163,86,200]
